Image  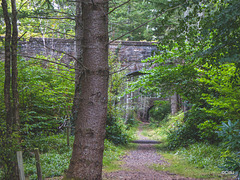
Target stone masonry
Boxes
[0,37,158,73]
[0,37,159,122]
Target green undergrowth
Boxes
[22,134,136,179]
[141,114,236,180]
[153,143,234,180]
[23,134,72,180]
[142,112,185,142]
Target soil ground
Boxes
[103,124,200,180]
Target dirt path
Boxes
[103,124,197,180]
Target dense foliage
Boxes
[18,56,75,136]
[0,54,133,177]
[149,101,171,126]
[1,0,240,178]
[126,0,240,176]
[106,52,134,145]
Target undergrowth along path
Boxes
[103,123,198,180]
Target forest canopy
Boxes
[0,0,239,179]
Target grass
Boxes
[141,125,166,141]
[22,134,137,179]
[142,112,185,142]
[141,113,236,180]
[21,123,140,180]
[152,143,235,180]
[151,152,229,180]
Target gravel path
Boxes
[103,124,197,180]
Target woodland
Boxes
[0,0,240,179]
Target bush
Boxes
[219,152,240,180]
[217,120,240,178]
[0,122,21,179]
[149,101,171,127]
[197,119,221,143]
[23,134,73,154]
[105,114,131,145]
[177,143,225,170]
[17,57,74,137]
[23,137,125,180]
[167,107,222,150]
[125,111,139,128]
[217,120,240,151]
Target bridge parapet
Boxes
[0,37,157,72]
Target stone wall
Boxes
[0,37,158,73]
[0,37,159,122]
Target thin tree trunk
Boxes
[11,0,20,133]
[2,0,20,179]
[66,0,109,179]
[11,1,20,177]
[2,0,12,134]
[171,92,178,115]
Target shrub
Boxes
[217,120,240,151]
[105,114,131,145]
[149,101,171,127]
[17,57,74,137]
[167,107,223,150]
[219,152,240,180]
[23,134,73,154]
[0,122,21,179]
[197,119,221,143]
[177,143,225,170]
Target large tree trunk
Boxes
[72,0,83,128]
[66,0,109,179]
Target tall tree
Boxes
[2,0,12,133]
[2,0,20,179]
[71,0,83,128]
[65,0,109,179]
[11,0,20,133]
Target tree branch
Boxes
[52,9,75,17]
[110,63,134,75]
[28,16,74,20]
[108,0,131,15]
[30,39,88,70]
[31,24,75,38]
[18,31,27,41]
[17,0,28,13]
[22,55,74,69]
[109,3,185,44]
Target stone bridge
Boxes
[0,37,162,122]
[0,37,157,73]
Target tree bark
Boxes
[2,0,12,134]
[2,0,20,179]
[66,0,109,179]
[11,0,20,133]
[171,92,178,115]
[72,0,83,128]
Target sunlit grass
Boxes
[151,153,226,179]
[140,115,236,180]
